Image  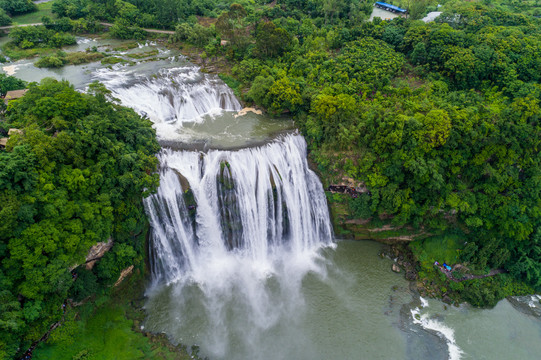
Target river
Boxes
[2,38,540,360]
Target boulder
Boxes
[392,263,401,273]
[85,238,114,270]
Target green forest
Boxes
[0,79,159,359]
[1,0,541,358]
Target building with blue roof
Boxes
[375,2,408,14]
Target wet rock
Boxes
[392,263,401,273]
[442,295,452,304]
[406,270,417,281]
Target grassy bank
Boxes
[407,232,536,307]
[33,269,193,360]
[11,2,54,26]
[324,182,537,307]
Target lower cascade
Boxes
[143,133,334,359]
[145,133,333,284]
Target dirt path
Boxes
[99,22,175,34]
[0,22,175,35]
[438,265,507,282]
[0,23,42,31]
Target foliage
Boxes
[254,21,293,58]
[33,269,194,360]
[171,22,216,47]
[9,26,76,49]
[0,0,539,346]
[0,73,26,96]
[35,51,104,68]
[0,78,160,359]
[0,0,36,16]
[0,8,11,26]
[9,1,54,26]
[109,18,147,40]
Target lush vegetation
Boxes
[9,2,53,26]
[35,50,104,68]
[488,0,541,17]
[0,0,36,17]
[9,25,76,48]
[0,0,540,358]
[146,0,541,301]
[0,78,160,359]
[32,251,194,360]
[0,8,11,26]
[0,74,25,97]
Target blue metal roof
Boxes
[375,2,407,13]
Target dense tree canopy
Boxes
[163,0,541,293]
[0,0,36,16]
[0,79,159,359]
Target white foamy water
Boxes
[411,299,464,360]
[145,133,333,284]
[93,64,241,139]
[143,134,334,358]
[529,295,541,308]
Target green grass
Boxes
[32,269,192,360]
[35,305,152,360]
[410,232,464,268]
[11,3,55,26]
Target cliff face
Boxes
[325,182,429,243]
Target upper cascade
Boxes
[144,133,333,284]
[93,64,242,127]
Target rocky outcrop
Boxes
[234,107,263,118]
[8,128,23,136]
[85,238,114,270]
[114,265,134,287]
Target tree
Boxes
[255,22,293,58]
[0,74,25,97]
[215,3,248,50]
[268,77,303,113]
[0,0,36,16]
[0,8,11,26]
[0,78,160,357]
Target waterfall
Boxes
[145,133,333,285]
[93,64,242,128]
[144,133,334,359]
[96,54,335,359]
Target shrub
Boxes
[35,55,65,68]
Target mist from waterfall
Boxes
[143,134,334,359]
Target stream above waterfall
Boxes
[3,38,540,360]
[0,36,294,148]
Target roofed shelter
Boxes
[0,129,23,149]
[4,89,28,105]
[375,2,408,14]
